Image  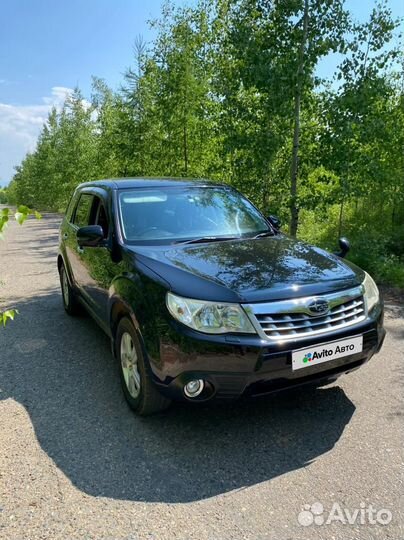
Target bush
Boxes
[298,204,404,288]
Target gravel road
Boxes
[0,211,403,540]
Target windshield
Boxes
[118,186,271,245]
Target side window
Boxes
[73,194,94,227]
[92,197,109,239]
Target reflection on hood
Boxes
[132,235,363,303]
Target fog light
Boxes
[184,379,204,398]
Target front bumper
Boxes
[149,305,385,402]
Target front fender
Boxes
[109,275,143,332]
[108,267,171,376]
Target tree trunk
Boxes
[183,124,188,175]
[392,200,396,229]
[289,0,309,237]
[262,184,269,213]
[338,199,344,238]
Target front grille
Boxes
[247,287,366,341]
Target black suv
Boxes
[58,178,385,415]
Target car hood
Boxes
[130,235,364,303]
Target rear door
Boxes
[67,191,95,298]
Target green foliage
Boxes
[5,0,404,287]
[0,309,18,327]
[0,206,42,236]
[300,204,404,287]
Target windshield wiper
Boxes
[174,235,240,245]
[253,230,275,239]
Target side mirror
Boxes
[268,215,281,230]
[77,225,105,248]
[335,237,350,258]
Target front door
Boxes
[69,192,115,328]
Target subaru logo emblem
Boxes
[307,298,329,316]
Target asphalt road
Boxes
[0,211,403,540]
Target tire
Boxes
[116,317,171,416]
[59,263,81,316]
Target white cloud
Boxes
[0,86,74,186]
[42,86,73,106]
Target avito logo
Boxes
[293,336,363,371]
[302,352,313,363]
[302,344,356,363]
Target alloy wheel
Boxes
[120,331,141,399]
[61,268,70,307]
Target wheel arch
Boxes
[57,253,64,272]
[108,272,167,373]
[110,298,137,337]
[57,253,74,286]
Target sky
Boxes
[0,0,403,187]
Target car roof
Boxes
[78,177,227,190]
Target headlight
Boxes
[166,292,255,334]
[362,272,380,312]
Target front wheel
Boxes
[116,317,171,416]
[59,263,81,316]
